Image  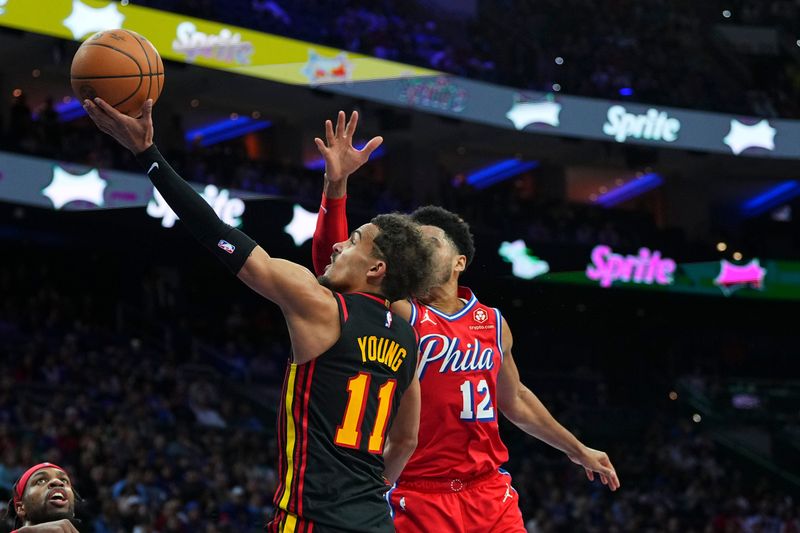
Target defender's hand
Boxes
[83,97,154,154]
[568,446,620,491]
[314,110,382,183]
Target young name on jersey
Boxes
[357,335,407,372]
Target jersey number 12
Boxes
[459,379,495,421]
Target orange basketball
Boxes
[71,29,165,117]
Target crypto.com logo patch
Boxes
[42,165,107,209]
[713,259,766,295]
[506,96,562,130]
[723,119,776,155]
[62,0,125,40]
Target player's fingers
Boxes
[345,110,359,138]
[314,137,328,154]
[142,98,154,123]
[93,96,120,117]
[83,98,105,118]
[324,119,334,145]
[82,99,101,119]
[336,110,346,137]
[609,471,620,491]
[584,468,594,481]
[359,136,383,158]
[83,100,113,131]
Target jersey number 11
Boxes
[335,372,397,453]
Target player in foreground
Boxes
[313,111,621,532]
[7,463,80,532]
[83,98,431,532]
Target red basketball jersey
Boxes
[398,287,509,481]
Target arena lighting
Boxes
[303,140,386,170]
[465,159,539,190]
[185,117,272,147]
[55,99,87,122]
[619,87,634,96]
[595,172,663,207]
[740,180,800,217]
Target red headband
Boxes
[13,463,67,504]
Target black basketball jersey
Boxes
[269,292,418,533]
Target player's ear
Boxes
[454,255,467,273]
[14,500,26,521]
[367,260,387,281]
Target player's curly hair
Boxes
[410,206,475,267]
[371,213,434,302]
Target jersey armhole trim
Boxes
[407,298,418,326]
[334,292,349,329]
[494,308,504,363]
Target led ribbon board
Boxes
[586,245,676,288]
[538,256,800,300]
[0,0,438,84]
[0,150,263,219]
[5,1,800,158]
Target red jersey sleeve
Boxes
[311,194,349,275]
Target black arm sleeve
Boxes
[135,144,257,274]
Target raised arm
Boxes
[495,317,620,491]
[84,98,339,361]
[311,110,382,275]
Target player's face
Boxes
[319,223,384,292]
[16,467,75,525]
[421,225,459,286]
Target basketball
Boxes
[70,29,165,117]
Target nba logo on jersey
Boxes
[385,311,393,328]
[473,308,488,323]
[420,308,437,325]
[217,239,235,254]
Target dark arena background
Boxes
[1,1,799,531]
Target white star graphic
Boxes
[284,204,319,246]
[62,0,125,40]
[42,165,107,209]
[723,119,776,155]
[506,100,562,129]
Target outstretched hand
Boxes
[83,97,154,155]
[314,110,383,183]
[568,447,620,491]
